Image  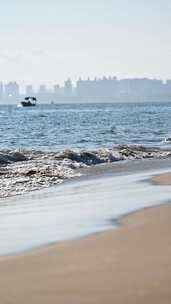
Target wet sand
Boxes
[0,200,171,303]
[152,172,171,185]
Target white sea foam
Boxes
[0,165,171,256]
[0,146,171,198]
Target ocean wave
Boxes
[1,145,171,198]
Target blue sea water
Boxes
[0,102,171,151]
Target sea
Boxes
[1,101,171,255]
[0,102,171,151]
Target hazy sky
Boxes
[0,0,171,87]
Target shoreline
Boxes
[0,202,171,303]
[0,170,171,302]
[152,172,171,185]
[1,160,171,256]
[3,200,169,259]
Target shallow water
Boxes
[0,102,171,151]
[0,165,171,256]
[1,102,171,256]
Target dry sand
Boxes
[0,199,171,303]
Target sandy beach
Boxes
[0,172,171,304]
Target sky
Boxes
[0,0,171,88]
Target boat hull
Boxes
[20,102,36,107]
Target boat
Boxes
[17,96,37,107]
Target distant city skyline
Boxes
[0,1,171,84]
[0,75,171,94]
[0,76,171,103]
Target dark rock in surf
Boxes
[8,151,27,162]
